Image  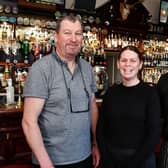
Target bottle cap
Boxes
[7,78,12,86]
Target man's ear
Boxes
[53,31,58,43]
[117,61,120,69]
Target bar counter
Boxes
[0,99,102,166]
[0,104,31,166]
[0,104,23,114]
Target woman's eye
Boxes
[130,59,137,62]
[120,59,127,62]
[120,59,138,63]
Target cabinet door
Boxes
[0,113,31,166]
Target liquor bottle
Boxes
[103,53,107,67]
[33,41,41,61]
[94,49,99,66]
[22,37,30,64]
[40,42,46,58]
[118,34,122,49]
[3,64,10,88]
[4,64,9,80]
[97,49,102,66]
[2,25,7,41]
[113,34,118,49]
[6,78,15,105]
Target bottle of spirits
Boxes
[6,78,15,105]
[4,64,9,81]
[22,37,29,64]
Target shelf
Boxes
[18,0,57,12]
[143,66,168,69]
[0,62,31,67]
[104,48,120,52]
[17,0,58,18]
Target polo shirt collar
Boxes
[51,48,80,66]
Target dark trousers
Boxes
[144,153,156,168]
[101,149,156,168]
[33,155,93,168]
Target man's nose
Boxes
[71,34,77,41]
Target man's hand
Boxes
[92,144,101,168]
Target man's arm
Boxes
[90,95,98,145]
[22,97,54,168]
[90,94,100,168]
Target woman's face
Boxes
[117,49,142,82]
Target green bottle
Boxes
[22,38,29,64]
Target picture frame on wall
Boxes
[159,0,168,24]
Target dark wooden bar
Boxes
[0,101,102,166]
[0,105,31,166]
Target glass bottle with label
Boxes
[22,38,29,64]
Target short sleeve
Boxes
[23,62,48,99]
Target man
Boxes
[22,14,100,168]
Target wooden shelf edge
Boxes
[18,0,57,12]
[0,62,31,67]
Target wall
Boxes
[143,0,160,24]
[65,0,161,24]
[65,0,110,9]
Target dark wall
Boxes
[96,0,150,26]
[74,0,96,11]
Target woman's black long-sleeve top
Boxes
[157,73,168,140]
[97,82,161,168]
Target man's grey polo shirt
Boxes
[23,50,97,165]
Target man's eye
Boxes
[76,32,83,36]
[64,31,71,35]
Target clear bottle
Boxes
[6,78,15,105]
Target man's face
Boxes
[54,19,83,60]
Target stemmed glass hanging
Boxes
[11,40,21,64]
[3,41,11,63]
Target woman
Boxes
[97,46,160,168]
[157,72,168,168]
